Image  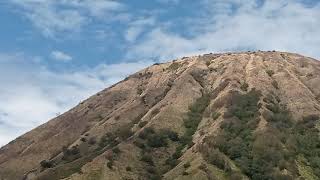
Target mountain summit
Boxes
[1,51,320,180]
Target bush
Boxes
[88,137,97,145]
[207,149,229,171]
[70,146,80,155]
[126,166,132,171]
[168,62,181,71]
[107,161,113,169]
[137,87,143,95]
[159,129,179,141]
[138,127,155,139]
[151,108,160,116]
[266,103,280,113]
[228,89,261,121]
[302,114,319,122]
[141,154,154,166]
[198,163,207,171]
[182,171,189,176]
[146,166,156,174]
[272,80,279,89]
[138,121,148,128]
[183,162,191,168]
[99,133,117,148]
[40,160,53,168]
[165,157,180,168]
[240,82,249,91]
[182,93,210,147]
[117,124,134,140]
[266,70,274,77]
[212,111,221,120]
[133,139,146,149]
[229,172,243,180]
[112,147,121,154]
[147,133,168,148]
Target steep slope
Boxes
[0,51,320,180]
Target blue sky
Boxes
[0,0,320,146]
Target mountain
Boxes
[1,51,320,180]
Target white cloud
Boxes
[127,0,320,60]
[51,50,72,61]
[10,0,126,37]
[125,17,155,42]
[0,53,152,146]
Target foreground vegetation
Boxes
[202,90,320,179]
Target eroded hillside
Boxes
[0,51,320,180]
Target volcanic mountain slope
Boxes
[1,51,320,180]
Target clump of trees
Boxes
[61,145,81,161]
[182,93,211,147]
[40,160,54,169]
[202,90,320,179]
[165,93,211,168]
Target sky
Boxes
[0,0,320,146]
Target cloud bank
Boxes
[10,0,127,38]
[128,0,320,60]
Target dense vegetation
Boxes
[201,90,320,179]
[166,92,211,168]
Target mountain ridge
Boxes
[1,51,320,180]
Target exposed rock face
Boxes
[0,51,320,180]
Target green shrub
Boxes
[149,174,161,180]
[99,133,117,148]
[117,124,134,140]
[88,137,96,145]
[61,145,81,161]
[266,70,274,77]
[133,139,146,149]
[165,157,180,168]
[182,93,210,147]
[126,166,132,171]
[138,121,148,128]
[159,129,179,141]
[70,146,80,155]
[141,154,154,166]
[272,80,279,89]
[302,114,319,122]
[146,166,157,174]
[229,172,243,180]
[168,62,181,71]
[40,160,54,168]
[137,87,143,95]
[266,103,280,113]
[147,133,168,148]
[112,147,121,154]
[173,145,184,159]
[228,89,261,121]
[207,149,230,171]
[151,108,160,116]
[138,127,155,139]
[107,161,113,169]
[182,171,189,176]
[240,82,249,91]
[183,162,191,168]
[212,111,221,120]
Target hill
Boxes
[1,51,320,180]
